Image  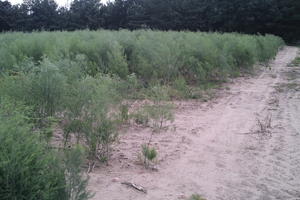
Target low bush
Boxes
[0,98,91,200]
[132,109,150,126]
[63,75,122,167]
[141,144,158,168]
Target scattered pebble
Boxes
[112,177,120,183]
[178,193,186,199]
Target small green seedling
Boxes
[141,144,157,168]
[189,194,206,200]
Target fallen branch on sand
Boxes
[121,182,147,193]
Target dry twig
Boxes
[121,182,147,193]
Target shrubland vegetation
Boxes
[0,30,284,84]
[141,144,158,168]
[0,98,91,200]
[0,30,283,199]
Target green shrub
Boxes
[106,41,129,79]
[172,77,190,98]
[132,109,150,126]
[64,146,92,200]
[120,104,129,122]
[29,59,66,117]
[63,75,121,166]
[0,58,67,142]
[141,144,157,168]
[0,58,66,118]
[0,98,91,200]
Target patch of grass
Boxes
[132,109,150,126]
[120,104,129,122]
[141,144,158,168]
[189,194,207,200]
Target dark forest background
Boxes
[0,0,299,42]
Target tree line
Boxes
[0,0,299,42]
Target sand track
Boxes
[89,46,300,200]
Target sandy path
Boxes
[89,46,300,200]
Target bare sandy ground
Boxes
[88,47,300,200]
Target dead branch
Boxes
[121,182,147,194]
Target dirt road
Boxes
[89,47,300,200]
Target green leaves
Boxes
[0,31,284,197]
[62,74,122,165]
[0,98,92,200]
[142,145,157,161]
[64,146,92,200]
[0,98,67,200]
[0,31,283,85]
[30,58,67,117]
[141,144,157,168]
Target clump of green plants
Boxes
[64,146,93,200]
[62,75,122,172]
[120,104,129,122]
[0,58,67,142]
[0,57,123,173]
[0,98,91,200]
[189,194,207,200]
[0,30,283,87]
[169,76,191,99]
[133,109,150,126]
[141,144,158,168]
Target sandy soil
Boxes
[88,46,300,200]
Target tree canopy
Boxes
[0,0,299,42]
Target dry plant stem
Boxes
[87,161,96,174]
[121,182,147,194]
[255,113,272,137]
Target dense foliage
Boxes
[0,30,284,84]
[0,98,91,200]
[0,0,299,42]
[0,30,283,199]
